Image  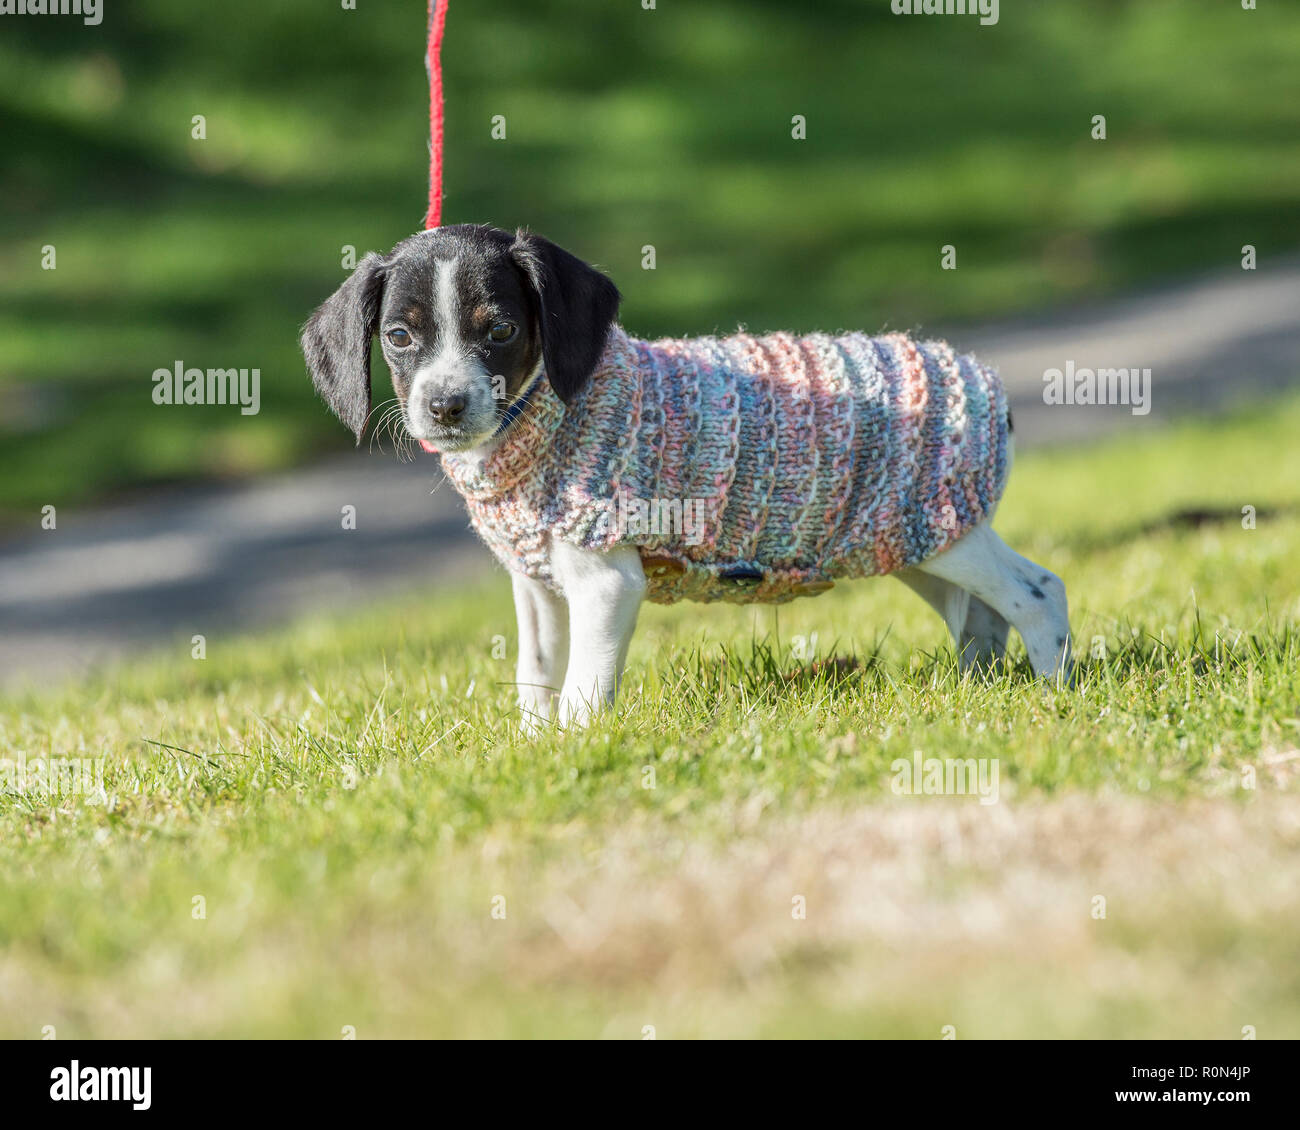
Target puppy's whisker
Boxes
[368,411,399,455]
[383,411,418,462]
[365,398,405,455]
[371,402,418,459]
[366,397,401,430]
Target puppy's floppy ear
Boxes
[300,252,387,442]
[511,230,621,405]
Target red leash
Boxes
[419,0,450,453]
[424,0,450,229]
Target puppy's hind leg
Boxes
[958,595,1010,674]
[894,568,970,651]
[914,523,1072,683]
[895,569,1009,674]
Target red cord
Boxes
[424,0,450,229]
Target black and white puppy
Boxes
[302,224,1071,727]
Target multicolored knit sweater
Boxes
[440,325,1010,605]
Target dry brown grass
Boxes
[5,793,1296,1038]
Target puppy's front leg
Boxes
[512,571,568,731]
[551,540,646,727]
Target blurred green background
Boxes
[1,0,1298,518]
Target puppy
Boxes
[302,224,1072,727]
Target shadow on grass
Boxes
[654,607,1299,711]
[1056,500,1300,559]
[659,633,1039,710]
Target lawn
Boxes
[3,0,1300,516]
[1,395,1298,1038]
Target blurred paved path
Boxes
[954,258,1300,443]
[0,454,481,690]
[2,261,1297,689]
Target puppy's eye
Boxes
[386,328,412,348]
[488,322,517,344]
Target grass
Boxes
[3,0,1300,515]
[2,395,1300,1038]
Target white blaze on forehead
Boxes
[410,255,473,397]
[433,256,463,359]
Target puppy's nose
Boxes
[428,394,467,425]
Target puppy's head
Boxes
[300,224,621,452]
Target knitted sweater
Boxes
[440,325,1010,605]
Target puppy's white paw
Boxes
[557,695,596,730]
[518,709,547,738]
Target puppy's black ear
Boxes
[511,230,621,405]
[300,253,387,442]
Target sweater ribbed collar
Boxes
[440,325,639,501]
